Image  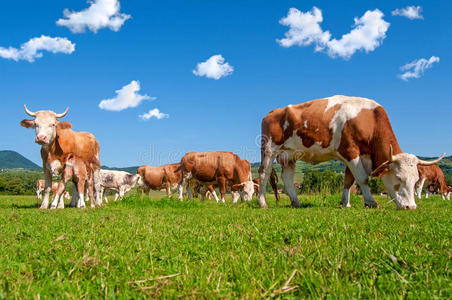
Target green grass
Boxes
[0,193,451,298]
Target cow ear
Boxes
[253,183,259,189]
[57,121,72,130]
[371,161,391,178]
[20,119,34,128]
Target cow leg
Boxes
[114,192,119,202]
[179,173,191,201]
[217,178,226,203]
[40,170,52,209]
[165,182,172,197]
[341,167,354,208]
[346,157,378,208]
[416,178,426,199]
[232,191,240,204]
[258,141,278,209]
[93,168,102,206]
[425,190,430,198]
[76,180,86,208]
[281,161,301,208]
[69,184,78,207]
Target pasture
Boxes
[1,193,451,298]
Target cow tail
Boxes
[270,168,280,206]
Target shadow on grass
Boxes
[10,203,39,209]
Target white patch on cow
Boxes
[283,120,290,130]
[303,120,308,128]
[50,160,62,176]
[326,95,380,149]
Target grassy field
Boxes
[0,193,451,298]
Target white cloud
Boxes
[193,55,234,80]
[277,7,390,60]
[139,109,169,120]
[99,80,154,111]
[57,0,131,33]
[399,56,439,81]
[392,6,423,20]
[0,35,75,62]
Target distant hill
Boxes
[101,166,139,174]
[0,151,41,171]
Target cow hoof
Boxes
[291,202,302,208]
[365,202,379,208]
[50,205,57,210]
[260,204,269,209]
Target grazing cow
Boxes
[20,105,101,209]
[178,151,254,203]
[36,179,69,200]
[52,154,95,209]
[258,95,445,210]
[415,165,449,200]
[99,169,141,202]
[137,163,182,197]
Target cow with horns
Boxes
[258,95,445,210]
[20,105,102,209]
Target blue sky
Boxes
[0,0,450,167]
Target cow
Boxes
[178,151,255,203]
[447,185,452,200]
[20,105,102,209]
[36,179,70,200]
[415,165,449,200]
[258,95,445,210]
[99,169,141,202]
[51,154,95,209]
[137,163,182,197]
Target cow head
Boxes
[20,105,69,147]
[372,145,445,210]
[232,180,255,201]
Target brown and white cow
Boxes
[20,105,102,209]
[36,179,69,200]
[178,151,254,203]
[258,95,445,210]
[52,154,95,209]
[415,165,449,200]
[137,163,182,197]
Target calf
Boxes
[259,95,445,209]
[415,165,449,200]
[137,163,182,197]
[99,170,141,202]
[178,151,254,203]
[51,154,94,209]
[36,179,69,200]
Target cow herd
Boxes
[21,95,449,210]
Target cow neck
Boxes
[370,135,403,171]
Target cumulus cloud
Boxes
[392,6,423,20]
[277,7,390,60]
[98,80,154,111]
[0,35,75,62]
[57,0,131,33]
[399,56,439,81]
[139,109,169,120]
[193,55,234,80]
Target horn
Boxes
[389,144,393,162]
[55,107,69,118]
[24,104,36,117]
[418,153,446,166]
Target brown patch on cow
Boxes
[261,99,340,150]
[56,121,72,130]
[394,184,400,191]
